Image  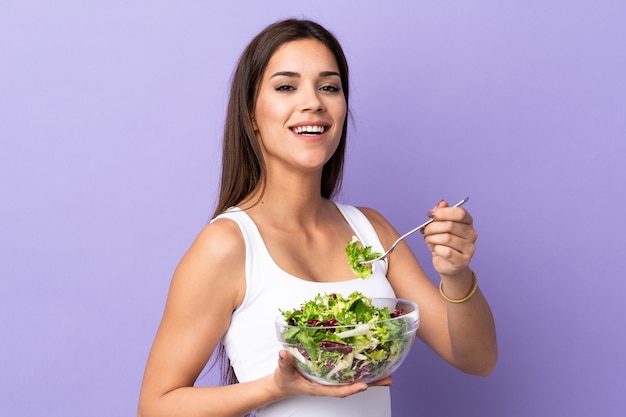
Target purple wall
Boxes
[2,1,624,416]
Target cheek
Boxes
[334,99,348,124]
[335,102,348,133]
[255,100,290,130]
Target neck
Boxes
[241,171,333,227]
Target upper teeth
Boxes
[293,125,326,134]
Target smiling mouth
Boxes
[291,125,327,135]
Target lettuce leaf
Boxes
[279,292,411,384]
[345,236,382,279]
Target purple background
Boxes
[2,1,625,416]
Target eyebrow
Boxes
[269,70,341,79]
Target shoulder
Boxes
[352,206,400,247]
[181,217,245,271]
[335,202,387,226]
[198,216,245,257]
[193,216,245,276]
[172,216,246,309]
[355,206,396,233]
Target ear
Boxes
[251,115,258,131]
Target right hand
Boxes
[273,350,392,398]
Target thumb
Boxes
[426,199,449,219]
[278,350,294,369]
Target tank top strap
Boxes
[333,202,389,274]
[210,207,272,304]
[211,207,261,259]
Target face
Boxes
[253,39,347,174]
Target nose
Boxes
[297,86,325,112]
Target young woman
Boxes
[138,18,497,417]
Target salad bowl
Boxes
[275,292,420,385]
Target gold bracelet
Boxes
[439,270,478,303]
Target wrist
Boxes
[439,269,478,303]
[264,374,289,403]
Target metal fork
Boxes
[359,197,469,264]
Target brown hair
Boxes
[212,18,350,218]
[210,18,350,389]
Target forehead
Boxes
[265,38,340,74]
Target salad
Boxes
[278,291,417,385]
[345,236,382,279]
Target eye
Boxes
[275,83,295,92]
[319,84,341,93]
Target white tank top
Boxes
[212,202,396,417]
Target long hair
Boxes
[211,19,350,388]
[212,18,350,218]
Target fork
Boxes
[359,197,469,265]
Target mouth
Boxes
[290,125,328,136]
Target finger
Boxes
[277,349,293,368]
[425,199,448,220]
[429,206,473,225]
[275,350,301,386]
[424,229,476,273]
[367,375,393,387]
[426,224,477,254]
[425,232,475,254]
[276,350,369,397]
[427,199,472,224]
[316,383,369,398]
[431,245,473,268]
[431,241,473,260]
[276,350,311,385]
[424,221,478,243]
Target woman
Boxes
[138,18,497,417]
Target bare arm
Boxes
[138,219,376,417]
[360,203,498,376]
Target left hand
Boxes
[422,199,478,277]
